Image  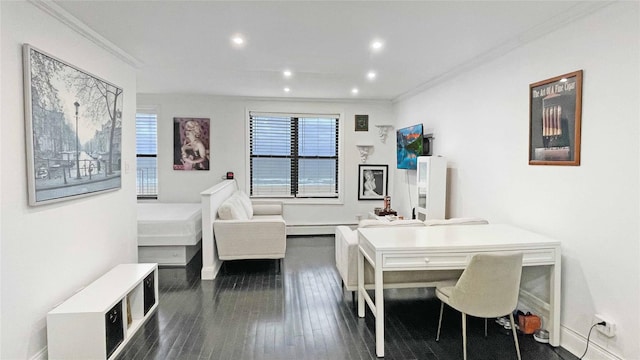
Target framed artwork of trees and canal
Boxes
[23,44,123,206]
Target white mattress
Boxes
[137,203,202,246]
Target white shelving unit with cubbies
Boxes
[47,263,158,360]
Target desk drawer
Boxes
[522,249,556,265]
[383,253,469,269]
[382,249,557,269]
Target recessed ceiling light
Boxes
[231,35,245,46]
[367,71,377,80]
[371,40,384,51]
[351,88,359,95]
[284,87,291,93]
[283,70,292,78]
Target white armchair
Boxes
[213,191,286,261]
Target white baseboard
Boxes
[518,290,622,360]
[561,326,623,360]
[201,261,223,280]
[30,347,47,360]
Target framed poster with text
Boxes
[529,70,583,166]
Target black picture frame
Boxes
[355,114,369,131]
[358,164,388,200]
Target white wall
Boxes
[1,2,138,358]
[393,3,639,359]
[137,94,396,226]
[0,0,4,356]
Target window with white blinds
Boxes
[136,112,158,198]
[249,112,339,198]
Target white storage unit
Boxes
[47,263,158,360]
[416,156,447,220]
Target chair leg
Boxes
[436,302,444,341]
[462,313,467,360]
[484,318,487,338]
[351,290,355,305]
[509,313,522,360]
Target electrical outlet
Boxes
[594,314,616,337]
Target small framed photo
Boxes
[358,164,388,200]
[355,114,369,131]
[529,70,583,166]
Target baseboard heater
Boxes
[287,223,357,236]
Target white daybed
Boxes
[137,203,202,266]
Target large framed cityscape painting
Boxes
[23,44,123,206]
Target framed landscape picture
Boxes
[358,164,388,200]
[529,70,583,166]
[23,44,123,206]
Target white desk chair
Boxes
[435,252,524,360]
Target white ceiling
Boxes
[54,1,609,101]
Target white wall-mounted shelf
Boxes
[375,125,394,143]
[356,144,374,163]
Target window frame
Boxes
[245,110,344,205]
[136,110,158,199]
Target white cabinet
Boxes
[416,156,447,220]
[47,263,158,360]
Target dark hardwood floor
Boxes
[117,236,578,360]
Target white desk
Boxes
[357,224,561,357]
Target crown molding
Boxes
[393,1,614,103]
[28,0,143,68]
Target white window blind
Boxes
[249,112,339,198]
[136,113,158,198]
